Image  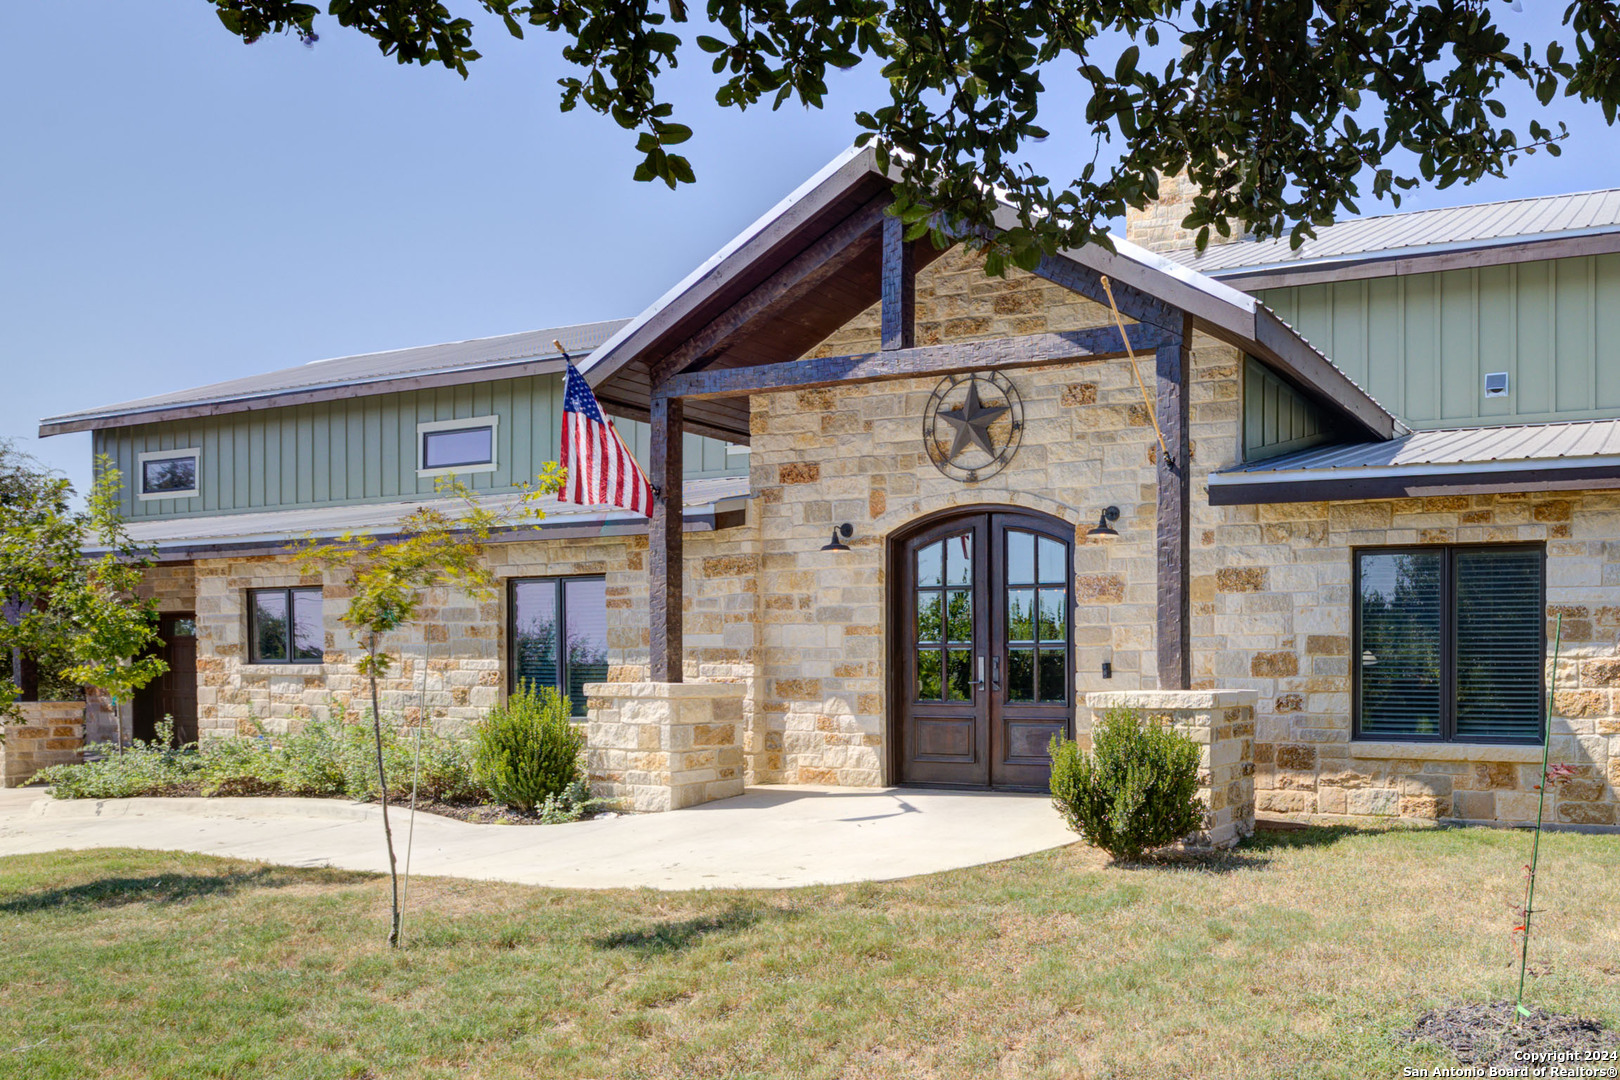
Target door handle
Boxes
[991,654,1001,693]
[974,655,985,689]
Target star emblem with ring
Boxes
[922,371,1024,482]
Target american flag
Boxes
[559,359,654,515]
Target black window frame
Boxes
[247,586,325,666]
[506,575,609,717]
[1351,542,1546,745]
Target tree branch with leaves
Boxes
[205,1,1617,270]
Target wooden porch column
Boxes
[648,392,684,683]
[880,213,915,351]
[1155,320,1192,691]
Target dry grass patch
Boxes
[0,826,1616,1079]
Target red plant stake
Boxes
[1514,613,1564,1020]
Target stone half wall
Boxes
[1204,491,1620,829]
[2,701,86,786]
[1085,690,1257,849]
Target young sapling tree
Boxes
[297,471,563,947]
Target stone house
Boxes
[31,148,1620,835]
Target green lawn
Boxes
[1,826,1617,1079]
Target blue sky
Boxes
[5,4,1615,495]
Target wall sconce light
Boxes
[821,523,854,552]
[1086,506,1121,538]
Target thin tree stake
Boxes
[399,639,429,948]
[1099,274,1173,467]
[1515,612,1562,1020]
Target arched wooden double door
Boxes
[891,509,1075,791]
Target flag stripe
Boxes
[558,361,654,517]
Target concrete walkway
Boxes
[0,785,1075,890]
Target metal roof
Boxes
[40,319,629,437]
[1208,417,1620,504]
[1166,187,1620,278]
[114,474,750,557]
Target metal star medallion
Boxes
[936,377,1009,461]
[922,370,1024,482]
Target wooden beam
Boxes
[647,195,893,387]
[665,323,1173,401]
[1155,317,1193,692]
[1032,253,1185,334]
[648,394,684,683]
[880,214,915,351]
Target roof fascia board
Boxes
[40,356,568,437]
[1211,229,1620,290]
[1208,457,1620,504]
[580,145,879,389]
[111,505,743,559]
[1250,308,1400,440]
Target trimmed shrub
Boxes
[471,683,585,813]
[1049,706,1205,861]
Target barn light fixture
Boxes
[821,523,854,552]
[1086,506,1121,538]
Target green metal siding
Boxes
[1257,252,1620,429]
[103,373,745,520]
[1243,357,1335,462]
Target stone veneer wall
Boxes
[744,246,1246,785]
[1085,690,1257,848]
[1201,492,1620,828]
[2,701,86,786]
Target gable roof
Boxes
[581,146,1401,443]
[39,319,627,437]
[1166,187,1620,288]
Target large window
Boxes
[248,587,324,665]
[1355,545,1544,744]
[508,577,609,716]
[137,449,200,500]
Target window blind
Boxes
[1454,548,1544,741]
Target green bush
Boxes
[471,683,585,812]
[33,721,200,799]
[39,706,483,807]
[1049,706,1206,861]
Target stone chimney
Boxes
[1124,172,1251,255]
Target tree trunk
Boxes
[17,651,39,702]
[368,633,402,948]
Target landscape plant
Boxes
[471,682,586,813]
[0,443,165,736]
[1049,706,1205,861]
[295,471,563,947]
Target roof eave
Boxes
[39,355,570,437]
[1208,457,1620,504]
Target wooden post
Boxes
[881,213,915,351]
[1156,321,1192,691]
[649,393,684,683]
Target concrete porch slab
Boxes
[0,785,1076,890]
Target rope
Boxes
[1099,274,1173,467]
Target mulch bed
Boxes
[1404,1001,1620,1068]
[391,799,618,826]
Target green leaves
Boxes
[0,450,165,722]
[202,1,1615,259]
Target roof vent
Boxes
[1484,372,1510,398]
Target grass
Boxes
[0,826,1618,1079]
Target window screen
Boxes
[510,577,608,716]
[249,587,324,664]
[1355,546,1543,743]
